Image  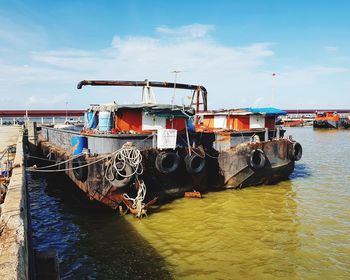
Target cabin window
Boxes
[142,112,166,130]
[250,115,265,128]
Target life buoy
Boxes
[155,151,180,174]
[247,149,267,170]
[288,142,302,161]
[72,157,88,182]
[184,153,206,174]
[109,161,133,188]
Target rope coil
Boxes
[114,142,143,178]
[104,142,143,184]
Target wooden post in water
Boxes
[27,122,38,146]
[35,250,60,280]
[27,121,38,158]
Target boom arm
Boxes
[77,79,208,111]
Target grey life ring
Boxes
[110,161,133,188]
[72,156,88,182]
[155,151,180,174]
[184,153,206,174]
[288,142,302,161]
[247,149,267,170]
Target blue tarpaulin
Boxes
[245,107,287,116]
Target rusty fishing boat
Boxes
[33,79,302,216]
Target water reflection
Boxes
[28,174,172,279]
[289,163,311,179]
[125,181,301,279]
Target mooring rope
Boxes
[123,178,147,218]
[26,152,115,173]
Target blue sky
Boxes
[1,0,350,109]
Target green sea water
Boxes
[29,127,350,279]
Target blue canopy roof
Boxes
[245,107,287,116]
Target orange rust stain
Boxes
[215,134,231,142]
[203,116,215,129]
[184,191,202,198]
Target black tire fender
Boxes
[110,161,133,188]
[184,153,206,174]
[155,151,180,174]
[247,149,267,170]
[72,157,88,182]
[288,142,302,161]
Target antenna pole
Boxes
[171,71,180,107]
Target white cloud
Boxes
[28,94,69,105]
[0,23,349,109]
[254,97,264,107]
[276,66,347,86]
[156,24,215,38]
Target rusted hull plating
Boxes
[36,127,297,210]
[214,139,294,189]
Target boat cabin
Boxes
[83,103,194,135]
[195,107,286,132]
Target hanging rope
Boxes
[122,178,147,218]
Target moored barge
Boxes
[32,79,302,216]
[195,107,302,189]
[313,111,350,129]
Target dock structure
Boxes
[0,126,29,280]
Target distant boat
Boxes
[313,111,350,129]
[283,119,304,127]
